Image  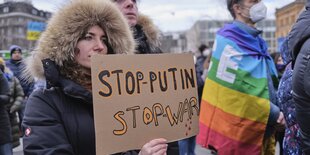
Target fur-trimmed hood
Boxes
[26,0,135,80]
[136,14,161,50]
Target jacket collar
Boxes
[136,14,161,52]
[42,59,92,104]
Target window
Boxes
[18,17,23,23]
[32,9,38,15]
[265,32,272,38]
[199,24,207,30]
[18,27,23,35]
[3,7,9,13]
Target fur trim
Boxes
[137,14,161,50]
[25,0,135,80]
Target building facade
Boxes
[185,19,276,54]
[186,20,229,53]
[276,0,306,51]
[257,19,277,54]
[160,31,187,53]
[0,0,51,51]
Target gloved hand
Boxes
[10,104,19,113]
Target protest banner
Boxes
[91,53,199,154]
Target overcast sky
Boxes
[1,0,296,32]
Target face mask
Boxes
[202,49,210,57]
[249,1,267,23]
[276,64,286,71]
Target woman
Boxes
[23,0,167,154]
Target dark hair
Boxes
[198,44,208,53]
[227,0,243,19]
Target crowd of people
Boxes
[0,0,310,155]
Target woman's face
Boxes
[75,25,108,69]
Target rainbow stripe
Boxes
[197,23,277,155]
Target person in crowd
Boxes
[277,39,303,155]
[6,45,34,98]
[0,57,24,149]
[112,1,179,154]
[176,44,210,155]
[5,45,34,131]
[0,65,12,155]
[270,52,285,155]
[196,0,284,154]
[195,44,209,102]
[22,0,169,154]
[112,0,162,54]
[291,0,310,154]
[201,51,212,81]
[271,52,285,80]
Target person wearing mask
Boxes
[290,0,310,154]
[0,57,24,149]
[0,66,12,155]
[196,44,210,102]
[271,52,285,80]
[196,0,284,154]
[22,0,169,154]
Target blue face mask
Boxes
[276,64,286,71]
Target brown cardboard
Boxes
[91,53,199,155]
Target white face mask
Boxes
[249,1,267,23]
[202,49,210,57]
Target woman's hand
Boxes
[139,138,168,155]
[277,112,286,125]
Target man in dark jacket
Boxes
[113,1,179,154]
[0,69,12,155]
[6,45,34,132]
[6,45,34,98]
[290,0,310,154]
[113,0,162,54]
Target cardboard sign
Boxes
[91,53,199,155]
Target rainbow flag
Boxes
[196,23,278,155]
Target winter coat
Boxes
[4,72,24,148]
[195,55,206,103]
[289,2,310,154]
[134,15,162,54]
[278,63,303,155]
[6,59,34,97]
[22,0,177,154]
[0,69,12,145]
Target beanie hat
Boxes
[9,45,22,56]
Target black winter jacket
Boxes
[23,59,95,155]
[23,60,179,155]
[290,1,310,154]
[0,69,11,145]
